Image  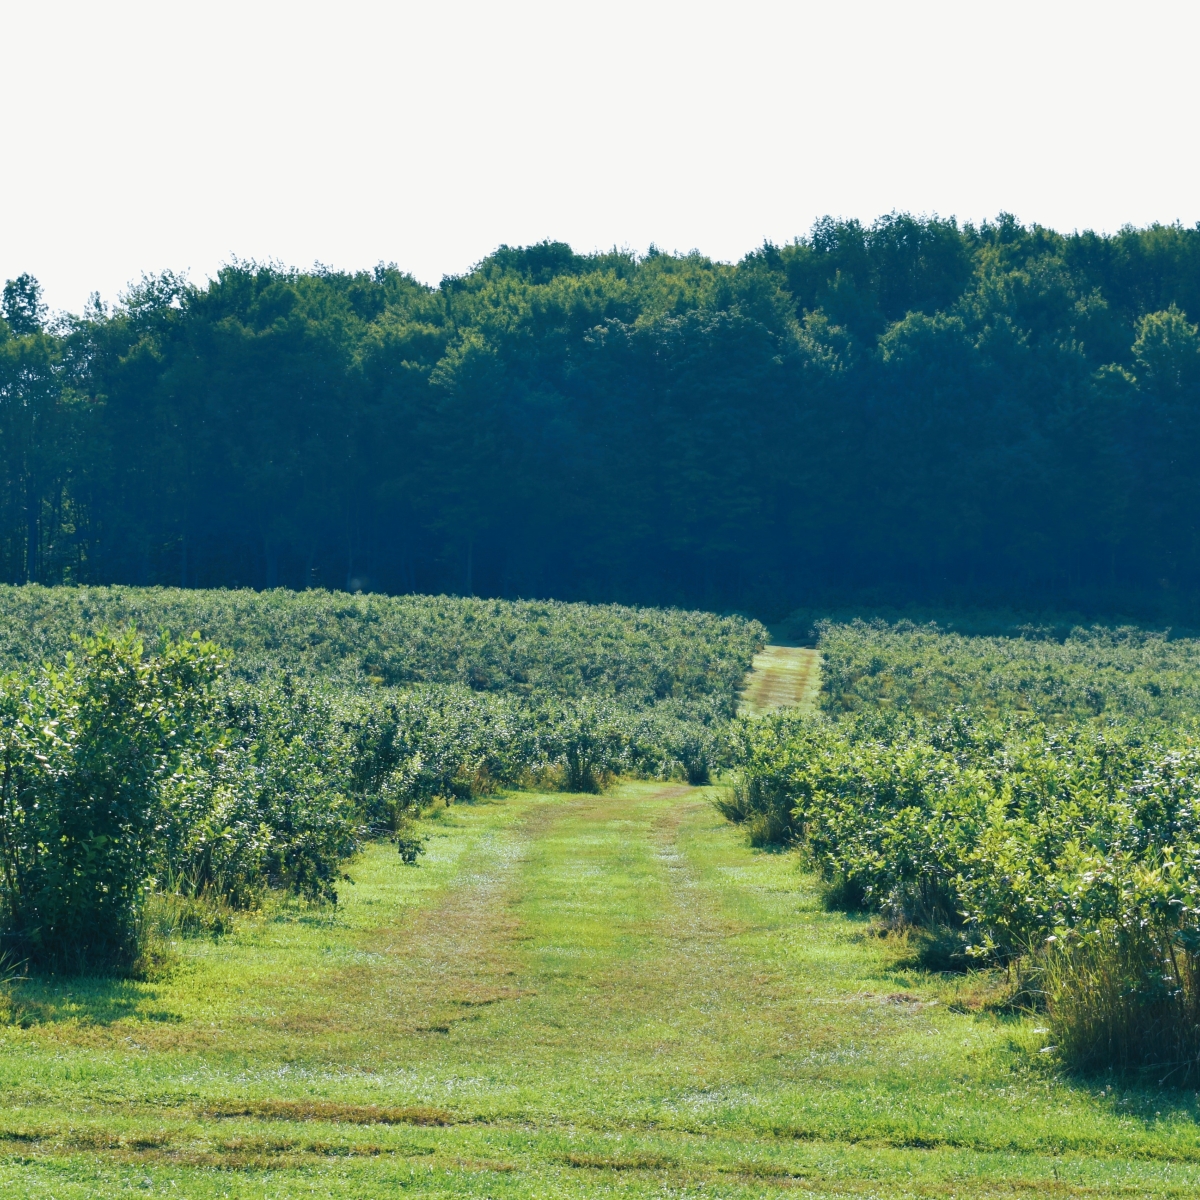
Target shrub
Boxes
[722,617,1200,1079]
[0,631,225,972]
[0,586,766,701]
[0,636,364,971]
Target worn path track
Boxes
[2,783,1198,1197]
[739,644,821,716]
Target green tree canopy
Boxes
[6,215,1200,616]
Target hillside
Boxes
[0,585,764,698]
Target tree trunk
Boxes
[24,480,37,585]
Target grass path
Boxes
[2,783,1199,1196]
[739,645,822,716]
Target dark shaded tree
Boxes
[6,215,1200,618]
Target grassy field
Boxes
[3,782,1199,1197]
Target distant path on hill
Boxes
[738,643,821,716]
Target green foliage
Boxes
[323,682,730,825]
[0,586,763,699]
[0,589,759,974]
[819,618,1200,722]
[0,274,46,336]
[0,631,226,971]
[206,680,363,904]
[727,618,1200,1078]
[6,216,1200,611]
[0,582,760,837]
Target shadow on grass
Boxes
[748,842,791,856]
[1058,1074,1200,1126]
[1036,1038,1200,1114]
[4,974,180,1027]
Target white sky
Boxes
[3,0,1198,316]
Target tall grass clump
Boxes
[1041,924,1200,1079]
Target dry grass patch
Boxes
[739,645,821,717]
[204,1100,454,1126]
[563,1151,676,1170]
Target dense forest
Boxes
[4,213,1200,615]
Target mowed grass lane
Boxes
[739,645,822,717]
[1,783,1199,1197]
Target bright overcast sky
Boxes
[4,0,1198,315]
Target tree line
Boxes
[4,213,1200,616]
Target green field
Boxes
[3,780,1199,1198]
